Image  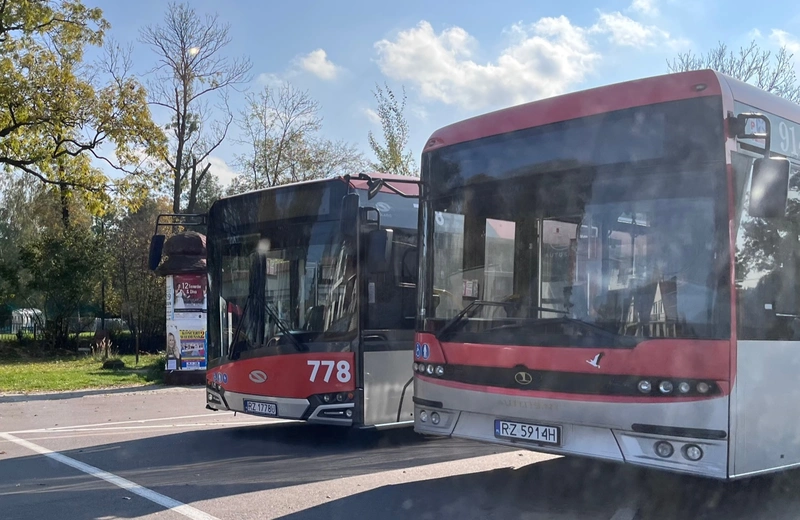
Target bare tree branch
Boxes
[139,1,252,213]
[667,40,800,103]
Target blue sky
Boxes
[91,0,800,186]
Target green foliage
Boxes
[367,83,417,176]
[19,222,102,346]
[111,196,170,342]
[0,1,167,215]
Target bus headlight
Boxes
[678,382,691,394]
[654,441,674,458]
[638,380,652,394]
[426,364,435,375]
[658,381,674,394]
[419,410,428,422]
[431,412,441,425]
[683,444,704,461]
[697,382,710,394]
[435,365,445,376]
[413,363,419,372]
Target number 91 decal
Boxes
[307,360,352,383]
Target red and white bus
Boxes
[199,174,419,428]
[410,69,800,479]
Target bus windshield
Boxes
[423,100,730,345]
[214,218,358,359]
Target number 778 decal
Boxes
[307,360,352,383]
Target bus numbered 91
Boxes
[409,69,800,479]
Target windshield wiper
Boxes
[436,300,566,340]
[263,299,308,352]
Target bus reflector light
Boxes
[697,382,710,394]
[638,380,652,393]
[420,410,428,422]
[658,381,673,394]
[431,412,441,425]
[654,441,674,458]
[435,365,445,376]
[683,444,703,461]
[678,382,691,394]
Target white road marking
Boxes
[8,413,234,433]
[9,420,281,434]
[0,432,221,520]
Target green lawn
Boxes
[0,354,165,393]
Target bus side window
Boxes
[736,161,800,341]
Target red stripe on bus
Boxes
[432,339,730,381]
[208,352,356,398]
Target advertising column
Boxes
[165,274,208,371]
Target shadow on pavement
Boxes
[278,455,800,520]
[3,419,800,520]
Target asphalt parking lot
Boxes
[1,386,797,520]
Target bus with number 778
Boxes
[152,173,420,428]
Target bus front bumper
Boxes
[207,387,355,426]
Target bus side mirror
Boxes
[367,229,393,273]
[341,194,360,238]
[749,157,790,218]
[148,235,166,271]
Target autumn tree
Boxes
[667,40,800,102]
[231,83,365,192]
[367,83,416,176]
[139,2,252,214]
[0,1,166,222]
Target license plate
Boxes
[243,400,277,416]
[494,419,560,445]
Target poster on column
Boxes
[166,275,207,371]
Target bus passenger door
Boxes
[360,228,417,426]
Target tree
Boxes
[367,83,416,176]
[139,2,252,214]
[0,1,166,212]
[20,223,103,347]
[112,196,171,361]
[190,170,224,214]
[667,40,800,102]
[231,83,365,192]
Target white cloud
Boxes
[771,29,800,55]
[362,107,381,125]
[207,156,238,187]
[374,18,600,110]
[299,49,342,80]
[629,0,659,16]
[590,12,680,48]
